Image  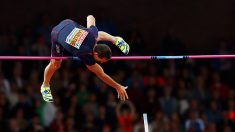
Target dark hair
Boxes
[94,44,112,59]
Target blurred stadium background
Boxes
[0,0,235,131]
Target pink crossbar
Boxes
[0,55,235,60]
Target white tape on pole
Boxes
[143,113,149,132]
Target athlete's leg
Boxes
[41,29,64,102]
[41,59,62,102]
[97,31,130,55]
[97,31,117,43]
[43,59,62,87]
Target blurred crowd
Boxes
[0,15,235,132]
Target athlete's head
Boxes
[93,44,112,63]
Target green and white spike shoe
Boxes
[40,85,53,102]
[115,37,130,55]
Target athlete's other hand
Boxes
[116,86,128,101]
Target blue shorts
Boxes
[50,19,97,65]
[51,19,74,57]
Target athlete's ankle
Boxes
[42,82,50,87]
[114,37,119,44]
[115,36,121,45]
[114,37,118,44]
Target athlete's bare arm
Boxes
[86,63,128,101]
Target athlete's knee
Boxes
[49,60,62,70]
